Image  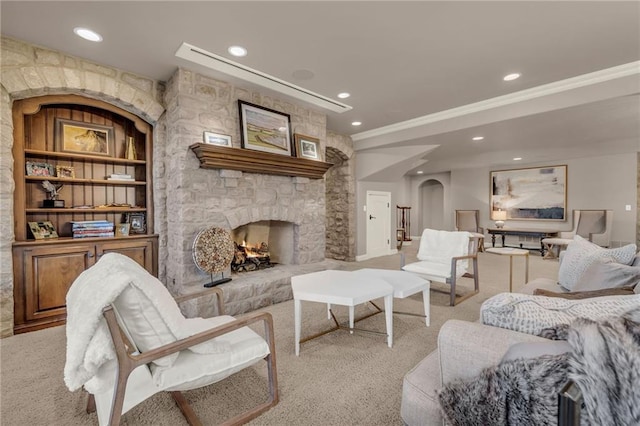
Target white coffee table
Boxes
[351,269,431,326]
[292,270,394,356]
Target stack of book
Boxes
[107,173,134,181]
[72,220,114,238]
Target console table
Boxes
[487,228,558,257]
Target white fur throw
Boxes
[64,252,230,393]
[480,292,640,336]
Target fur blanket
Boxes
[438,307,640,425]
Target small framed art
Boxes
[26,161,55,177]
[203,131,232,147]
[115,223,131,237]
[28,221,59,239]
[56,165,75,178]
[294,134,321,160]
[55,118,114,156]
[124,212,146,234]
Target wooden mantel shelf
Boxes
[189,143,333,179]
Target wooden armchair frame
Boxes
[402,235,480,306]
[87,287,278,426]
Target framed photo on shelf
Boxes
[294,134,321,160]
[124,212,146,234]
[28,221,59,240]
[490,165,567,221]
[238,100,293,156]
[115,223,131,237]
[203,131,232,147]
[55,118,114,157]
[26,161,55,177]
[56,165,75,178]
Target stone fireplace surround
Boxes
[0,37,356,336]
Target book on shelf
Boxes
[71,220,114,232]
[107,177,135,181]
[73,232,115,238]
[108,173,132,179]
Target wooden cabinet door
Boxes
[96,238,156,275]
[21,244,95,322]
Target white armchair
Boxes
[64,253,278,426]
[401,229,479,306]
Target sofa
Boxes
[401,240,640,426]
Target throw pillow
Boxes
[533,286,637,299]
[557,235,636,291]
[501,341,572,363]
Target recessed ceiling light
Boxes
[472,136,484,141]
[513,157,522,161]
[503,73,521,81]
[416,171,424,174]
[338,92,350,99]
[228,46,247,57]
[351,121,362,126]
[73,27,102,42]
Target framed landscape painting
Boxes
[55,118,114,156]
[490,165,567,221]
[238,100,293,156]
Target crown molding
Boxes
[351,61,640,142]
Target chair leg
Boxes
[86,393,96,414]
[171,392,203,426]
[473,258,479,291]
[449,276,457,306]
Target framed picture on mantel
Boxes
[238,100,293,156]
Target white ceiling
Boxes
[2,1,639,177]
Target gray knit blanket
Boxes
[438,307,640,425]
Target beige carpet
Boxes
[0,244,559,425]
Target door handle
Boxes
[87,251,94,258]
[369,214,376,220]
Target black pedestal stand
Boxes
[204,272,232,288]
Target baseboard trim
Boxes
[356,248,398,262]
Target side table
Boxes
[485,247,530,292]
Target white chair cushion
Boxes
[403,260,466,281]
[113,280,232,368]
[418,229,471,269]
[558,235,637,291]
[113,281,185,367]
[151,317,270,391]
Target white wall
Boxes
[354,152,636,257]
[449,153,637,246]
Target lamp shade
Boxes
[493,210,507,221]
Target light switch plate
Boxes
[625,204,632,211]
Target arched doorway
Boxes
[419,179,445,231]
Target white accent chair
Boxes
[67,254,278,426]
[542,209,613,259]
[455,209,485,252]
[401,228,479,306]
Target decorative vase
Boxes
[125,136,137,160]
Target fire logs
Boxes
[231,242,274,272]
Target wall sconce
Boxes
[492,210,507,229]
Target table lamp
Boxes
[493,210,507,229]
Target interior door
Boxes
[366,191,391,258]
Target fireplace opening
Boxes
[230,220,295,273]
